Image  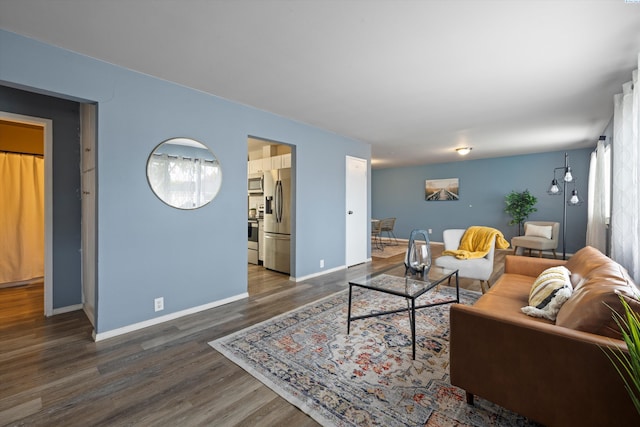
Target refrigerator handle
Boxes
[275,180,283,223]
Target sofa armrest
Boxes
[503,254,567,277]
[449,303,638,426]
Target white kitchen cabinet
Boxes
[263,145,277,158]
[281,153,291,168]
[249,153,289,174]
[248,159,266,174]
[270,155,282,170]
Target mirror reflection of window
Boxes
[147,138,222,209]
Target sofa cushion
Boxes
[486,273,532,303]
[556,255,640,340]
[525,224,552,239]
[521,266,573,321]
[473,272,553,325]
[564,246,612,288]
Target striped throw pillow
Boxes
[521,266,572,321]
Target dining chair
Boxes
[379,217,398,246]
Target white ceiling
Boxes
[1,0,640,168]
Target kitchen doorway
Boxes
[247,136,294,295]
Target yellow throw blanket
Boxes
[442,226,510,259]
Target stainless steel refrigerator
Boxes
[263,168,291,274]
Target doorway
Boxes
[247,136,294,295]
[0,100,95,325]
[0,111,52,314]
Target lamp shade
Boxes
[568,189,581,206]
[564,167,573,182]
[548,178,561,195]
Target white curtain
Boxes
[586,140,610,253]
[0,152,45,285]
[147,154,220,209]
[611,59,640,284]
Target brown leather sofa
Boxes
[450,246,640,426]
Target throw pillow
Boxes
[521,266,572,321]
[525,224,553,239]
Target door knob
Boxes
[348,210,353,214]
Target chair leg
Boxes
[382,231,398,246]
[538,250,542,258]
[479,280,492,293]
[552,249,557,259]
[513,246,518,256]
[390,231,398,246]
[372,235,384,250]
[479,280,487,294]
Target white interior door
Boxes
[345,156,368,266]
[81,104,97,327]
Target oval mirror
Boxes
[146,137,222,209]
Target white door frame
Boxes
[1,111,54,316]
[80,104,97,327]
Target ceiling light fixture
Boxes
[456,147,472,156]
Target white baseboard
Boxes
[391,238,444,246]
[294,265,346,282]
[93,292,249,342]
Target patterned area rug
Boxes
[209,285,538,426]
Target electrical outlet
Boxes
[320,259,325,268]
[428,229,432,234]
[154,297,164,312]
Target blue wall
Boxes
[0,29,370,334]
[372,148,593,254]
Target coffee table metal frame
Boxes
[347,267,459,359]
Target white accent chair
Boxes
[434,229,497,293]
[511,221,560,259]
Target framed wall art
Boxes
[425,178,459,201]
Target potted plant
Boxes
[504,190,537,235]
[606,297,640,415]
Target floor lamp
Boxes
[547,152,582,260]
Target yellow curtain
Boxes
[0,152,45,285]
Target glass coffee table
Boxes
[347,265,459,359]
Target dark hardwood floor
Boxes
[0,247,506,426]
